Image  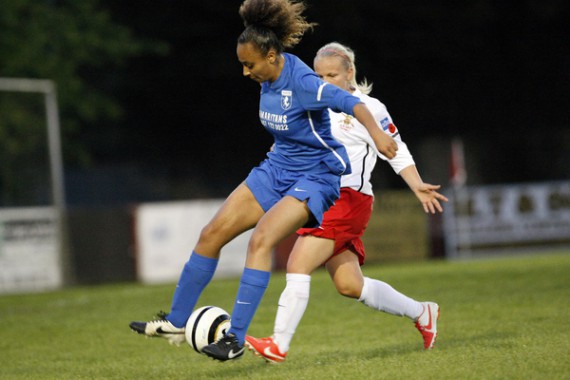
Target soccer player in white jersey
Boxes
[245,42,448,363]
[130,1,399,362]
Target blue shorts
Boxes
[245,159,340,227]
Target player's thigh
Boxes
[249,196,311,254]
[326,251,364,298]
[286,235,335,275]
[197,182,264,251]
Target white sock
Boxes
[358,277,424,320]
[273,273,311,353]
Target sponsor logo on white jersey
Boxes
[380,117,397,134]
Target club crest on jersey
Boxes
[339,113,354,131]
[281,90,292,110]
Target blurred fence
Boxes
[443,181,570,259]
[1,183,569,294]
[0,207,62,294]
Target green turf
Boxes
[1,251,569,379]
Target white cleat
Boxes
[414,302,440,349]
[130,312,186,346]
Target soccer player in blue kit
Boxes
[130,0,398,361]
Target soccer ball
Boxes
[185,305,231,353]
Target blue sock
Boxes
[167,251,218,327]
[228,267,271,345]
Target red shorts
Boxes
[297,187,373,265]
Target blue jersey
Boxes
[259,53,362,176]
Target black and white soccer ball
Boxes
[185,305,231,353]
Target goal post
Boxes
[0,77,73,292]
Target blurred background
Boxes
[0,0,568,291]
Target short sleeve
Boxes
[296,74,362,114]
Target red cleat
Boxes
[245,335,287,363]
[415,302,440,349]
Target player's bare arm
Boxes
[352,103,398,159]
[399,165,448,214]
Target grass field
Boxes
[1,251,569,379]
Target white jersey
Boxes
[330,89,415,196]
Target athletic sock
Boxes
[228,267,271,345]
[358,277,424,320]
[273,273,311,353]
[167,251,218,328]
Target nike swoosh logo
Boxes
[263,346,284,360]
[424,306,433,331]
[228,347,245,359]
[237,300,251,305]
[294,187,307,192]
[156,327,184,334]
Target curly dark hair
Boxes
[238,0,316,55]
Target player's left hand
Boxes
[376,131,398,159]
[413,183,448,214]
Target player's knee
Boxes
[334,280,361,299]
[198,222,218,242]
[247,230,274,257]
[197,221,230,250]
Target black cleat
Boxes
[202,333,245,361]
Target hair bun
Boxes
[239,0,315,51]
